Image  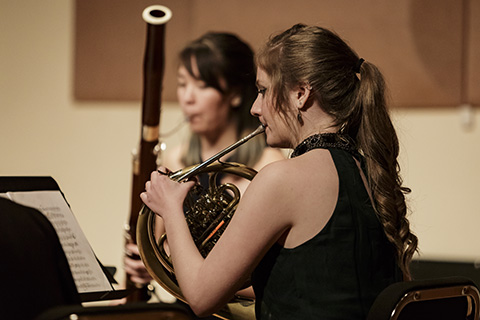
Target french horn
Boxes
[137,124,265,319]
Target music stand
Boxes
[0,176,128,302]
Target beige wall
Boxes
[1,0,479,290]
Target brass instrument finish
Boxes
[138,126,265,319]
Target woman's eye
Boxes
[196,80,208,89]
[257,88,266,96]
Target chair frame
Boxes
[390,283,480,320]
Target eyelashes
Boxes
[257,88,266,96]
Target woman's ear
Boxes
[296,83,312,110]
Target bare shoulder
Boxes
[252,148,337,192]
[238,158,304,228]
[254,147,286,171]
[250,158,295,190]
[236,158,297,229]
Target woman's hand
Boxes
[124,243,153,284]
[140,167,196,219]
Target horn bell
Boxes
[137,161,257,320]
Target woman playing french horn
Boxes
[141,24,418,319]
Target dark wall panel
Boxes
[74,0,191,102]
[74,0,476,108]
[467,0,480,105]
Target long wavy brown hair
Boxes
[256,24,418,280]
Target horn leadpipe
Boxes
[173,124,265,182]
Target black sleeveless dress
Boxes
[251,134,401,320]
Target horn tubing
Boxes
[174,124,265,182]
[137,102,262,319]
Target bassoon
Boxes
[125,5,172,302]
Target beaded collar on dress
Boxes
[290,133,357,158]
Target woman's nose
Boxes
[250,96,261,117]
[181,84,195,103]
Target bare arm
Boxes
[141,160,294,316]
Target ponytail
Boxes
[353,62,418,280]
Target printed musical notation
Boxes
[5,190,112,293]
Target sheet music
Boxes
[7,190,112,293]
